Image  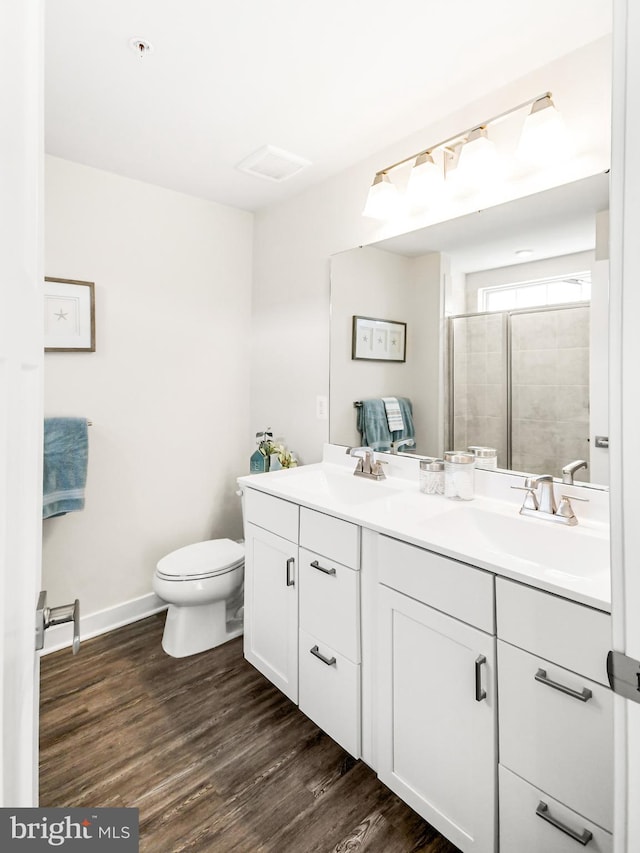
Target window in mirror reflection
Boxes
[479,272,592,312]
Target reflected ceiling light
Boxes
[363,91,565,219]
[362,172,400,219]
[517,93,570,165]
[406,152,444,208]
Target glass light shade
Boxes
[517,96,571,166]
[455,128,500,189]
[406,152,444,208]
[362,173,400,219]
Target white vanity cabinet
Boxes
[496,578,613,852]
[298,507,361,757]
[243,488,300,702]
[376,535,497,853]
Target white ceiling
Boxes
[45,1,612,212]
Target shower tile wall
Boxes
[511,306,590,480]
[452,313,508,466]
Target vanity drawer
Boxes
[299,628,361,758]
[498,639,613,832]
[299,548,360,662]
[496,577,611,685]
[299,507,359,569]
[499,765,612,853]
[377,534,494,633]
[243,488,299,543]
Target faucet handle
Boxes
[556,493,589,523]
[511,485,539,511]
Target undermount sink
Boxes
[425,504,610,582]
[270,464,404,506]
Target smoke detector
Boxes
[236,145,311,183]
[129,38,153,58]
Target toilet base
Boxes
[161,599,243,658]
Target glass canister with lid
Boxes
[444,451,475,500]
[419,458,445,495]
[468,446,498,470]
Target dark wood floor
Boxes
[40,614,460,853]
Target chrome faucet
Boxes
[391,438,415,454]
[512,473,588,525]
[349,446,387,480]
[562,459,588,485]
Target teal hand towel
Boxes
[357,399,393,451]
[43,417,89,519]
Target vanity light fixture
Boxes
[517,93,570,165]
[406,151,445,208]
[363,91,568,219]
[454,126,501,189]
[362,172,400,219]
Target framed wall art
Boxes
[44,277,95,352]
[352,315,406,362]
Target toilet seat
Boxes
[156,538,244,582]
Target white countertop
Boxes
[238,445,611,613]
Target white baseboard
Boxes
[40,591,168,655]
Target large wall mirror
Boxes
[329,172,610,487]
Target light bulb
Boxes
[455,127,501,190]
[406,152,444,209]
[518,95,571,166]
[362,173,400,220]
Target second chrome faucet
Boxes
[513,474,588,525]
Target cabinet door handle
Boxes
[286,557,295,587]
[475,654,487,701]
[310,559,336,576]
[310,645,337,667]
[535,668,592,702]
[535,801,593,846]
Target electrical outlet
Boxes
[316,395,328,421]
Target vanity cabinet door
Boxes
[243,522,298,702]
[377,584,497,853]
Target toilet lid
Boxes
[157,538,244,580]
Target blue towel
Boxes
[357,399,393,451]
[43,417,89,519]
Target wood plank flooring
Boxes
[40,615,461,853]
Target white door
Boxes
[377,585,497,853]
[0,0,45,807]
[611,2,640,852]
[243,523,299,702]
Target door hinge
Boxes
[607,650,640,703]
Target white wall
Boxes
[251,37,611,464]
[43,156,253,620]
[329,246,443,454]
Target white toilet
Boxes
[152,538,244,658]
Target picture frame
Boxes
[44,277,95,352]
[352,315,406,362]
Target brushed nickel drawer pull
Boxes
[286,557,295,587]
[535,668,593,702]
[310,645,337,667]
[475,654,487,702]
[535,801,593,845]
[310,559,336,576]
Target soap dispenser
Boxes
[250,429,272,473]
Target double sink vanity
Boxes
[238,444,612,853]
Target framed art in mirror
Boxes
[352,315,406,362]
[44,277,95,352]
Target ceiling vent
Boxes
[236,145,311,182]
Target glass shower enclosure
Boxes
[448,303,590,482]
